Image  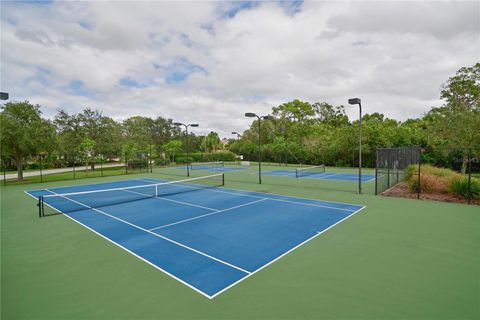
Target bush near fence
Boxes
[405,164,480,199]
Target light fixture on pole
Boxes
[348,98,362,194]
[173,122,199,177]
[231,132,241,139]
[245,113,274,184]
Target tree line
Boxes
[0,105,224,180]
[228,63,480,171]
[1,63,478,181]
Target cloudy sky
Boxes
[1,1,478,137]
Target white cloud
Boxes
[1,1,478,137]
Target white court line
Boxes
[122,188,221,212]
[209,205,367,299]
[138,180,356,213]
[149,198,268,231]
[25,188,367,299]
[43,189,251,275]
[23,190,222,299]
[137,178,365,208]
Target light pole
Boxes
[280,125,288,166]
[348,98,362,194]
[173,122,199,177]
[245,113,274,184]
[231,132,241,139]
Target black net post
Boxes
[38,196,43,218]
[222,173,225,186]
[467,148,472,205]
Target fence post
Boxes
[467,148,472,205]
[100,155,104,177]
[375,149,378,195]
[387,150,390,189]
[417,149,421,199]
[2,157,6,186]
[73,156,76,180]
[39,155,43,182]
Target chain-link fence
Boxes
[1,152,150,185]
[376,147,480,205]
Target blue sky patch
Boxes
[155,57,207,85]
[119,77,149,88]
[217,1,261,19]
[69,80,90,97]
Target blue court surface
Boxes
[262,170,375,182]
[26,178,365,299]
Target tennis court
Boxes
[26,174,364,299]
[262,169,375,182]
[173,161,246,172]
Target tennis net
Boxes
[295,165,326,178]
[38,174,224,217]
[189,161,224,170]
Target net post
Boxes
[38,196,43,218]
[222,173,225,186]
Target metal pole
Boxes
[387,150,390,188]
[73,156,76,180]
[375,149,378,195]
[358,102,362,194]
[149,144,153,173]
[186,126,190,177]
[258,116,262,184]
[2,157,6,186]
[417,149,421,199]
[39,155,43,182]
[100,155,103,177]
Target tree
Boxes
[0,101,56,180]
[79,138,96,171]
[272,99,315,122]
[162,140,183,163]
[55,108,123,168]
[426,63,480,172]
[202,132,221,152]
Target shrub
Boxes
[407,173,450,194]
[449,176,480,199]
[405,164,418,181]
[420,164,455,178]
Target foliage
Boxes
[0,101,56,180]
[449,176,480,199]
[162,140,183,162]
[405,164,479,199]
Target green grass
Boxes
[1,165,479,319]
